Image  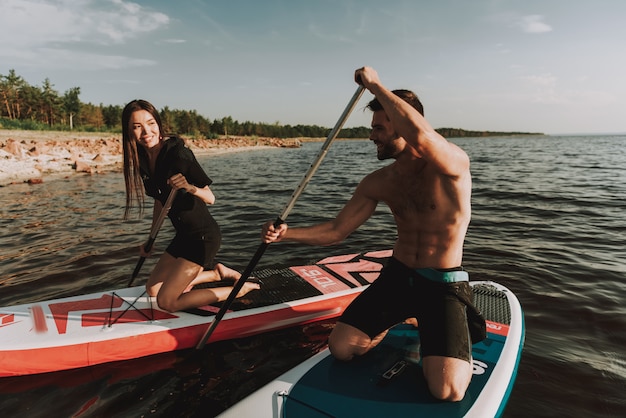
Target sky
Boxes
[1,0,625,135]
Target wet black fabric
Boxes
[340,257,486,361]
[138,136,221,263]
[166,232,221,269]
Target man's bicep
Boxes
[334,188,379,234]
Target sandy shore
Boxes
[0,130,300,187]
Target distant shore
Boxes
[0,130,301,187]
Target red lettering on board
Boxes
[292,257,385,292]
[323,260,383,286]
[486,320,509,336]
[290,266,351,294]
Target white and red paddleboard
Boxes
[0,250,391,377]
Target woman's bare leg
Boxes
[147,254,258,312]
[185,263,242,290]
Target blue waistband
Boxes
[414,268,469,283]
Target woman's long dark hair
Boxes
[121,99,164,219]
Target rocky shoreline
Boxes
[0,130,301,187]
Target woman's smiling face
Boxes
[129,109,161,150]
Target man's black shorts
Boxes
[339,257,477,362]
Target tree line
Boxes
[0,69,370,139]
[436,127,543,137]
[1,69,540,139]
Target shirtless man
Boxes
[262,66,482,401]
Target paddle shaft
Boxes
[128,188,178,287]
[195,85,365,349]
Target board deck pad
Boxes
[189,252,386,315]
[473,284,511,324]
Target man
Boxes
[262,66,483,401]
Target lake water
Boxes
[1,136,624,417]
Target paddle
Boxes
[127,188,178,287]
[195,85,366,349]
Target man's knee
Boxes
[428,381,468,402]
[423,356,472,402]
[328,332,356,361]
[327,323,374,361]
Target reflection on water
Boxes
[1,137,625,417]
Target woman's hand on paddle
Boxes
[168,173,196,194]
[168,173,216,204]
[138,242,153,257]
[262,221,288,244]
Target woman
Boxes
[122,99,258,312]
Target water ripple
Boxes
[0,136,624,417]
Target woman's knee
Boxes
[145,282,159,298]
[155,293,178,312]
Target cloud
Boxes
[0,0,168,45]
[487,12,553,35]
[159,39,187,45]
[0,0,168,69]
[519,72,614,108]
[39,48,156,70]
[521,73,562,104]
[517,15,553,34]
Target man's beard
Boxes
[376,135,401,160]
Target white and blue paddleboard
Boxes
[219,281,525,418]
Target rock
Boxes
[0,130,302,187]
[28,144,49,156]
[27,178,44,184]
[73,160,93,174]
[5,138,26,159]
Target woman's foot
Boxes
[235,281,260,298]
[216,263,242,281]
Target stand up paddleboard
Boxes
[219,281,525,418]
[0,250,391,377]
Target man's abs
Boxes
[392,233,465,269]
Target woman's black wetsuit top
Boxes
[138,136,220,241]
